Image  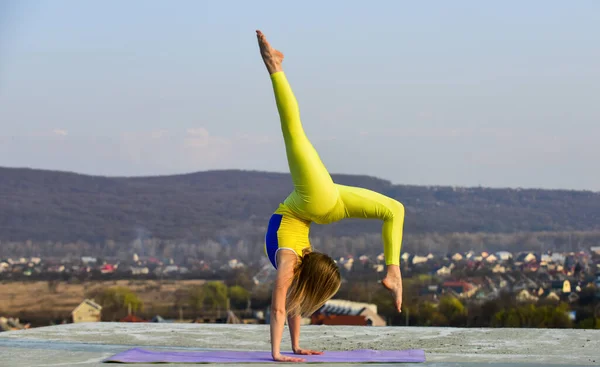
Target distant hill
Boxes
[0,166,599,243]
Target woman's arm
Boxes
[288,314,323,356]
[270,251,305,362]
[287,313,302,351]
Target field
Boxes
[0,279,208,320]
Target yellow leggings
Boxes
[268,71,405,266]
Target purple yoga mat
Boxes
[104,347,426,363]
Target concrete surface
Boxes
[0,323,598,366]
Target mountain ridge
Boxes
[1,166,599,243]
[3,165,597,193]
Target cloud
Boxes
[3,124,598,191]
[149,129,167,139]
[182,128,232,163]
[183,127,225,148]
[113,127,281,174]
[52,129,68,136]
[186,127,209,137]
[232,132,274,145]
[360,127,518,139]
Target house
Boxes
[524,263,540,273]
[486,254,498,263]
[495,251,513,262]
[516,289,539,303]
[151,315,168,323]
[100,264,115,274]
[515,252,538,265]
[227,259,245,269]
[550,253,566,264]
[567,292,580,303]
[436,264,454,277]
[545,291,561,303]
[491,264,506,273]
[442,281,478,298]
[81,256,97,264]
[311,300,386,326]
[72,299,102,323]
[0,317,30,331]
[412,255,429,265]
[451,253,464,262]
[162,265,180,274]
[130,266,149,275]
[341,257,354,271]
[419,285,441,301]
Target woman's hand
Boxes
[293,347,324,356]
[272,353,306,362]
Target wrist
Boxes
[272,345,281,356]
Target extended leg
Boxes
[257,30,338,217]
[337,184,405,312]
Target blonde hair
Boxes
[286,248,341,318]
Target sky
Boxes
[1,0,599,191]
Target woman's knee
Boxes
[389,199,405,219]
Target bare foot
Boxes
[382,265,403,312]
[256,30,284,75]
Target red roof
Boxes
[120,315,147,322]
[311,314,367,326]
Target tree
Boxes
[47,280,60,293]
[250,284,272,310]
[229,285,251,309]
[491,302,572,328]
[577,318,600,329]
[185,281,229,312]
[225,268,255,290]
[577,285,597,307]
[187,285,206,312]
[88,286,143,319]
[203,281,228,310]
[438,296,467,326]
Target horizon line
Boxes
[1,164,598,194]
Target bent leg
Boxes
[271,72,338,217]
[337,184,405,265]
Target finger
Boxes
[301,350,322,355]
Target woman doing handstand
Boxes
[257,30,405,363]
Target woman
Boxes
[257,30,405,362]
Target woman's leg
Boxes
[337,184,405,264]
[258,30,338,217]
[337,184,405,312]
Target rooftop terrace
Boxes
[0,323,598,366]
